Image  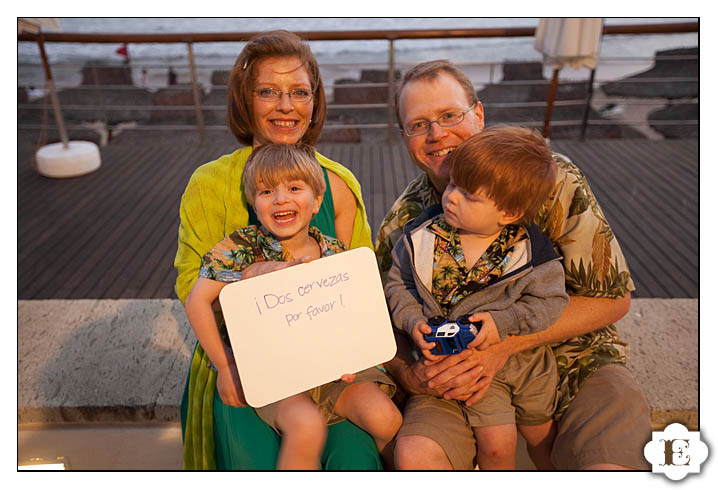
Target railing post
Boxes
[387,38,395,144]
[542,68,560,138]
[186,41,205,146]
[580,68,596,140]
[92,64,108,139]
[37,35,69,148]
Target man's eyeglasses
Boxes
[254,87,314,103]
[402,103,477,137]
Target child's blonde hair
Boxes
[243,143,326,206]
[448,125,557,225]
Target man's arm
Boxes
[426,293,631,405]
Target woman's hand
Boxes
[241,256,312,280]
[216,362,247,407]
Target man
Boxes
[376,60,651,470]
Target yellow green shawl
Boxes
[174,146,373,469]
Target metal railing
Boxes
[18,22,698,145]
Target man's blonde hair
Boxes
[243,144,326,206]
[395,60,478,129]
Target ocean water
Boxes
[18,17,698,90]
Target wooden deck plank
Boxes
[557,140,698,274]
[20,143,165,298]
[608,140,698,229]
[35,143,175,298]
[551,140,698,298]
[111,144,235,298]
[18,140,148,258]
[94,150,201,298]
[18,137,698,299]
[140,223,181,298]
[132,143,239,299]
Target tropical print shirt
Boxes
[200,225,345,283]
[429,216,525,315]
[375,153,635,419]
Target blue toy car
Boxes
[424,315,482,355]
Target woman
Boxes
[174,30,379,469]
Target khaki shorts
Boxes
[255,366,395,433]
[551,363,651,469]
[397,363,650,470]
[465,346,558,427]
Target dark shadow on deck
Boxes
[18,131,697,299]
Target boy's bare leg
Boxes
[473,424,517,470]
[274,394,327,470]
[518,421,556,470]
[334,382,403,468]
[394,435,453,469]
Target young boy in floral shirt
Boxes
[385,126,569,469]
[184,143,400,469]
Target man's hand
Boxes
[216,363,247,407]
[422,339,513,405]
[385,331,508,403]
[466,312,501,351]
[241,256,311,280]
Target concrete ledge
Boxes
[18,298,697,427]
[18,299,194,424]
[615,298,698,430]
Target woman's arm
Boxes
[327,170,357,247]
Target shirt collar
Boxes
[257,224,330,260]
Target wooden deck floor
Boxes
[18,132,697,299]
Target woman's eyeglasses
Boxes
[253,88,314,103]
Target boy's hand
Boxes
[410,320,443,361]
[339,373,357,383]
[216,363,247,407]
[466,312,501,351]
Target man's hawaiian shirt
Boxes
[375,154,635,419]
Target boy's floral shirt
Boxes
[200,225,345,283]
[375,154,635,419]
[428,216,525,316]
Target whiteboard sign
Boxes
[219,246,396,407]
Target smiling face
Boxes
[251,56,314,147]
[252,178,322,243]
[398,72,485,192]
[441,180,519,237]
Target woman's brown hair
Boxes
[227,30,327,146]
